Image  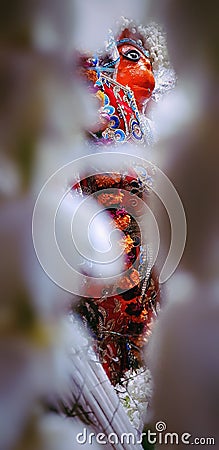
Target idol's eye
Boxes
[122,49,141,62]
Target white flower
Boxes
[115,367,153,431]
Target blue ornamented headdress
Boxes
[116,38,150,59]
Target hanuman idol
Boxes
[73,18,175,386]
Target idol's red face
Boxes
[116,44,155,109]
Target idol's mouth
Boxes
[133,84,152,92]
[132,85,153,99]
